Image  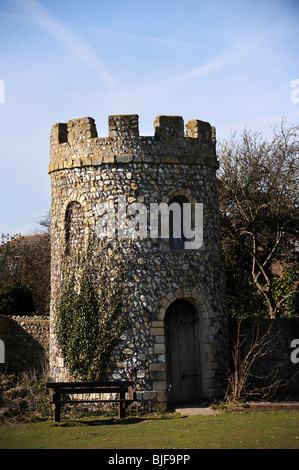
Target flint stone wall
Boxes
[48,114,228,408]
[0,315,49,375]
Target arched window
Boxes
[65,201,84,253]
[169,197,185,251]
[169,196,197,251]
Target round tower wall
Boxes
[48,114,228,408]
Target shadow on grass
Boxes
[52,413,188,427]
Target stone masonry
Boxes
[48,114,228,409]
[0,315,49,375]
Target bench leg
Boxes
[118,392,125,419]
[51,402,61,422]
[50,390,61,422]
[54,403,61,423]
[118,403,125,419]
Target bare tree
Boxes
[226,319,283,402]
[0,232,50,315]
[218,118,299,318]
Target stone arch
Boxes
[158,287,213,321]
[65,201,84,253]
[162,187,197,204]
[60,193,91,252]
[157,287,214,399]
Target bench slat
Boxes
[60,399,134,404]
[46,381,133,388]
[50,387,129,395]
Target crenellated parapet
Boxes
[48,114,218,173]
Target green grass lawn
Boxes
[0,411,299,449]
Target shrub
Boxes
[0,371,51,423]
[55,239,130,381]
[0,282,35,316]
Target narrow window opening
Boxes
[169,196,195,251]
[65,201,84,253]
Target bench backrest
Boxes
[46,381,134,394]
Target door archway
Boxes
[165,299,203,404]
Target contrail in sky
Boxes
[12,0,117,89]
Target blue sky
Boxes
[0,0,298,236]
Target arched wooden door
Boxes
[165,300,202,404]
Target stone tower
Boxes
[48,114,228,408]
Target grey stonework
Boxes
[0,315,49,375]
[48,114,228,408]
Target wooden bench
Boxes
[46,381,135,422]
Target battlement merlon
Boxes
[49,114,218,173]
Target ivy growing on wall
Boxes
[55,238,130,381]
